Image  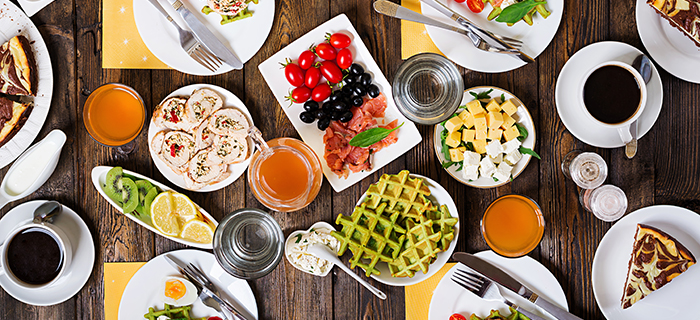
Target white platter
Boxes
[147,84,254,192]
[592,205,700,319]
[420,0,564,73]
[118,249,258,320]
[91,165,218,249]
[133,0,275,75]
[0,0,53,169]
[258,14,422,193]
[433,87,536,188]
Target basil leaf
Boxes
[295,234,302,243]
[469,89,494,101]
[515,122,528,142]
[442,161,455,168]
[519,146,541,159]
[456,161,464,171]
[500,93,506,103]
[349,123,404,148]
[493,177,499,182]
[496,0,543,24]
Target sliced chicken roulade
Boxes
[152,131,197,175]
[183,148,230,190]
[153,97,192,131]
[185,88,223,129]
[208,108,250,136]
[193,117,215,149]
[206,0,248,16]
[211,135,249,165]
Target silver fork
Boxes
[146,0,222,72]
[452,268,546,320]
[185,263,251,320]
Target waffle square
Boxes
[427,205,459,250]
[388,215,443,278]
[365,170,434,220]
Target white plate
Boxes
[433,86,536,188]
[352,173,459,286]
[147,84,254,192]
[284,221,336,277]
[0,200,95,306]
[91,165,219,249]
[636,0,700,83]
[258,14,423,193]
[133,0,274,75]
[0,0,53,169]
[118,249,258,320]
[429,251,568,320]
[555,41,663,148]
[592,205,700,319]
[420,0,563,73]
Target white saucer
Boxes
[555,41,663,148]
[0,200,95,306]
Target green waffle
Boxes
[427,205,458,250]
[364,170,434,220]
[387,215,443,278]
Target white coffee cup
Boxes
[0,221,72,289]
[579,61,647,144]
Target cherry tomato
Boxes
[298,50,316,70]
[336,48,353,70]
[319,61,343,84]
[454,0,465,2]
[326,32,352,49]
[282,59,304,87]
[311,83,332,102]
[208,317,223,320]
[449,314,467,320]
[305,67,322,89]
[286,86,311,104]
[466,0,484,13]
[315,42,337,60]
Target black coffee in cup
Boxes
[583,65,641,124]
[6,227,64,285]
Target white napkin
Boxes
[17,0,54,17]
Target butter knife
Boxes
[167,0,243,69]
[454,253,583,320]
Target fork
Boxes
[452,268,546,320]
[184,263,251,320]
[146,0,222,72]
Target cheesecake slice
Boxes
[0,35,37,96]
[0,96,33,148]
[621,224,696,309]
[647,0,700,47]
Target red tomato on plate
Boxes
[336,48,353,70]
[466,0,484,13]
[315,42,337,60]
[305,67,321,89]
[282,60,305,87]
[319,61,343,84]
[298,50,316,70]
[286,86,311,104]
[449,314,467,320]
[454,0,466,3]
[327,32,352,48]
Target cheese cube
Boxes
[480,157,496,177]
[502,139,522,154]
[485,140,503,158]
[504,150,522,166]
[466,100,485,116]
[503,125,521,142]
[449,147,466,162]
[485,99,501,112]
[488,112,504,130]
[464,151,481,166]
[472,139,487,154]
[475,128,488,140]
[501,113,516,129]
[460,111,475,129]
[446,131,461,148]
[487,128,503,141]
[462,129,476,143]
[445,116,464,133]
[463,165,479,181]
[500,99,518,116]
[493,162,513,182]
[474,113,487,131]
[490,153,503,164]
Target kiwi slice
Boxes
[134,186,158,223]
[134,180,154,215]
[104,167,124,204]
[120,177,139,214]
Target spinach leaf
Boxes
[519,147,541,159]
[515,122,528,142]
[469,89,494,101]
[349,123,403,148]
[496,0,543,24]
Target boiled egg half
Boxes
[160,276,198,306]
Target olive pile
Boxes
[299,63,381,131]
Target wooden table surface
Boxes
[2,0,699,319]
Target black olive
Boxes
[322,102,334,113]
[330,111,342,120]
[317,117,331,130]
[315,110,326,119]
[339,111,353,123]
[349,63,364,75]
[351,95,364,107]
[342,96,352,107]
[352,85,366,97]
[303,100,319,112]
[359,73,372,87]
[341,85,354,96]
[366,84,380,98]
[343,76,356,86]
[329,91,343,102]
[333,101,347,111]
[299,111,316,123]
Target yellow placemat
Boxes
[400,0,444,60]
[104,262,147,320]
[405,262,456,320]
[102,0,169,69]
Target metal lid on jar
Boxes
[392,53,464,125]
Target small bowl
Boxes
[481,194,545,258]
[284,221,337,277]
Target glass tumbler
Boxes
[580,184,628,222]
[562,150,608,189]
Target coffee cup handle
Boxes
[617,126,633,144]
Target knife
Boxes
[454,253,583,320]
[167,0,243,70]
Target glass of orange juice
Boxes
[247,128,323,212]
[83,83,146,147]
[481,194,545,258]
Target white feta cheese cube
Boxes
[493,163,513,182]
[485,140,503,158]
[504,150,522,166]
[490,153,503,164]
[463,151,481,166]
[480,157,496,177]
[463,165,479,181]
[502,139,521,154]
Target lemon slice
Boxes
[170,193,199,224]
[151,192,180,236]
[180,219,214,244]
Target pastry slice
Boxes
[647,0,700,47]
[0,96,32,148]
[621,224,696,309]
[0,35,37,96]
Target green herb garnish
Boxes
[469,89,494,100]
[496,0,545,24]
[519,147,541,159]
[515,122,528,142]
[500,93,506,102]
[348,123,403,148]
[295,234,302,243]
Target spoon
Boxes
[33,200,62,224]
[306,243,387,300]
[626,55,652,159]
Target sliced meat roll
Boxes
[211,135,249,164]
[153,97,192,131]
[184,148,230,190]
[185,88,223,128]
[206,0,248,16]
[153,131,196,174]
[193,117,215,149]
[208,108,250,136]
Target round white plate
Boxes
[592,205,700,319]
[433,86,535,188]
[429,251,568,320]
[133,0,274,75]
[353,174,459,286]
[636,0,700,83]
[555,41,663,148]
[420,0,563,73]
[0,0,53,169]
[0,200,95,306]
[118,249,258,320]
[148,84,254,192]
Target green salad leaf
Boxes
[515,122,528,142]
[349,123,403,148]
[469,89,494,100]
[519,147,541,159]
[496,0,545,24]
